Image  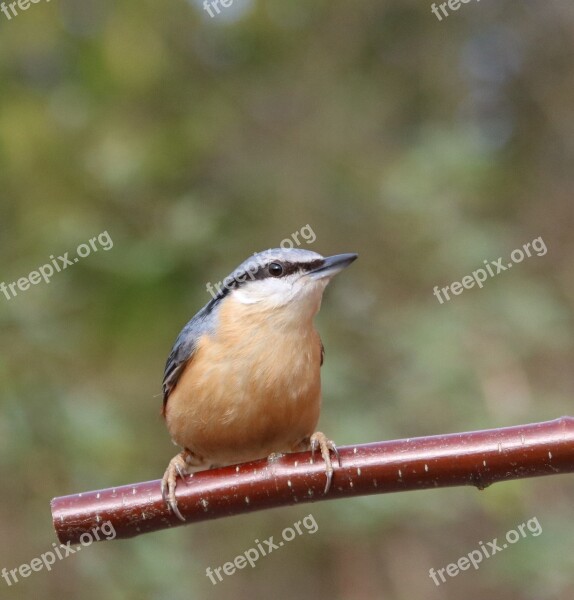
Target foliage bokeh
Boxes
[1,1,573,598]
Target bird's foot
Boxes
[161,449,195,521]
[309,431,341,494]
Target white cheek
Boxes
[233,288,261,304]
[231,275,328,313]
[232,278,295,306]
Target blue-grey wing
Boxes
[161,301,217,414]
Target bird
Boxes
[160,247,358,520]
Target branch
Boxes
[51,417,574,544]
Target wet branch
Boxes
[51,417,574,544]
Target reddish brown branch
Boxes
[51,417,574,544]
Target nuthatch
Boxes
[160,248,358,520]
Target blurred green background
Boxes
[1,0,573,598]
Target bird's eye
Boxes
[268,262,284,277]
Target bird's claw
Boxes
[310,431,341,494]
[176,462,189,484]
[161,452,191,521]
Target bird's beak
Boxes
[308,253,358,280]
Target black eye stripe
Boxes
[219,259,326,292]
[303,259,324,271]
[205,256,326,308]
[248,261,297,280]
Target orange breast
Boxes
[165,297,323,465]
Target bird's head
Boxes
[210,248,357,323]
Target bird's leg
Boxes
[161,449,204,521]
[306,431,341,494]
